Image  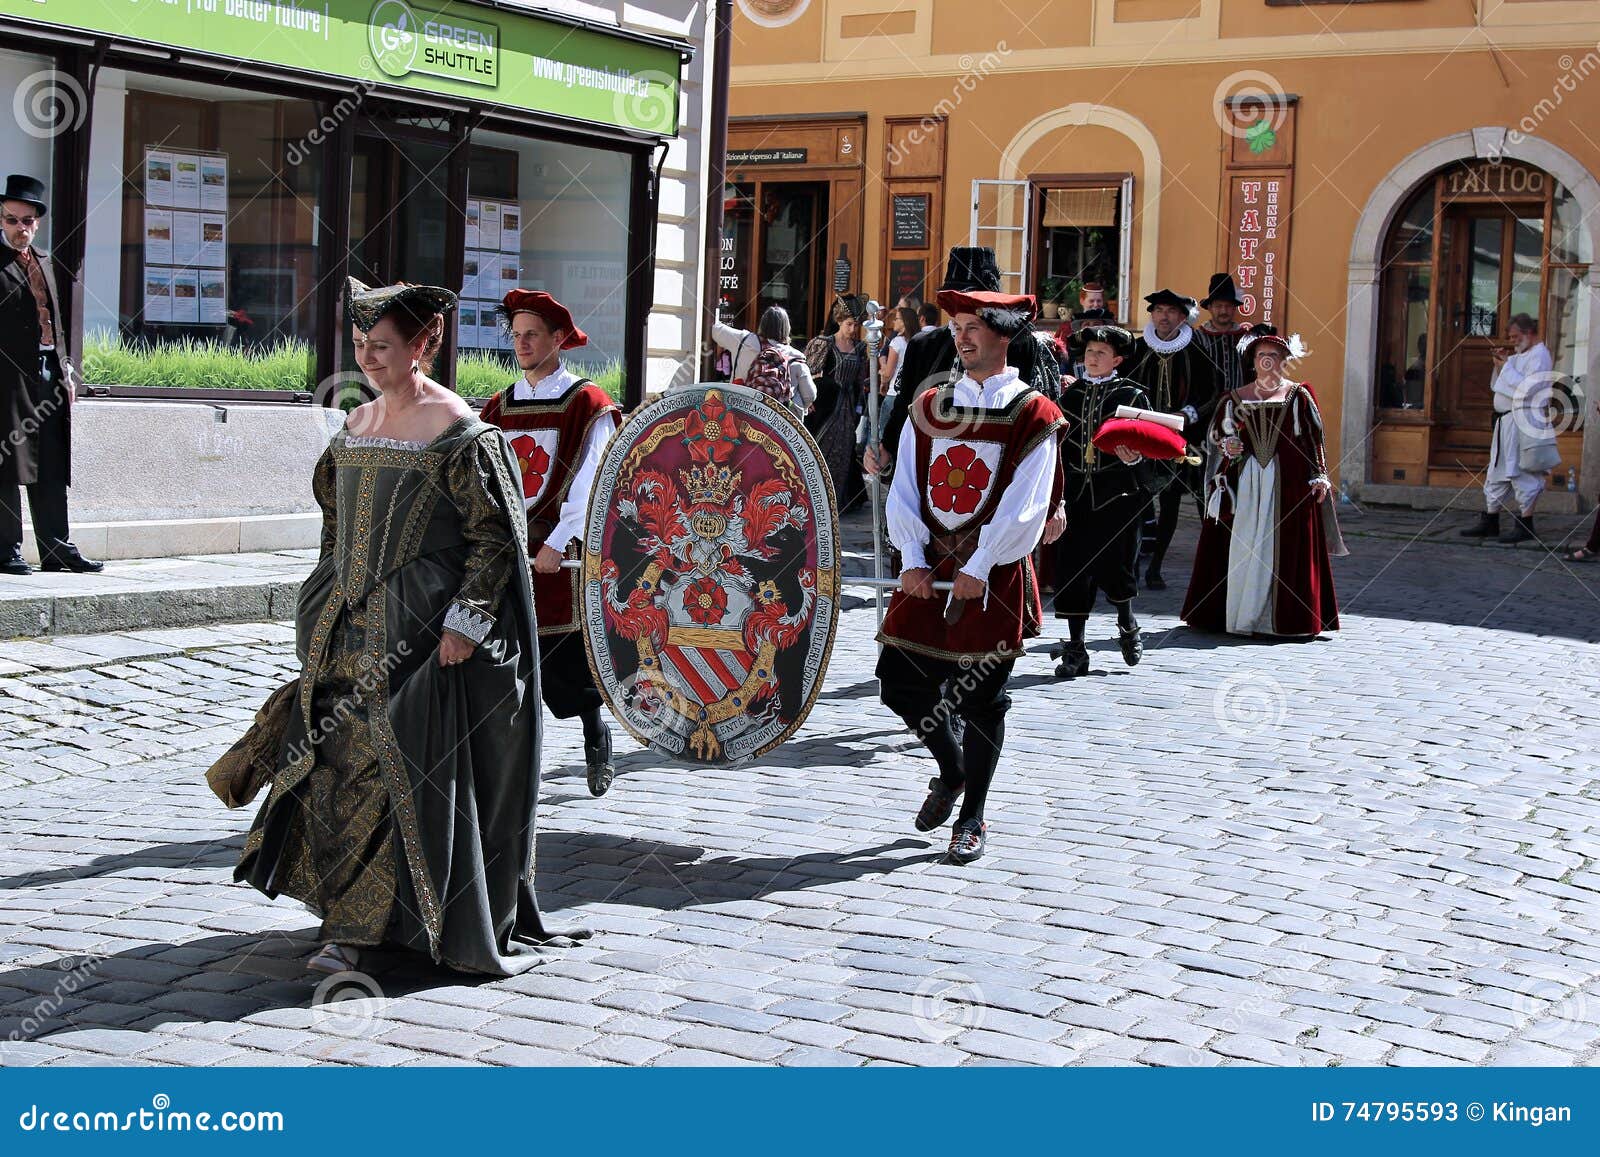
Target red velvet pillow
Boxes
[1091,417,1188,461]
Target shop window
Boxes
[718,183,758,329]
[458,129,633,401]
[975,177,1132,322]
[0,48,56,251]
[84,69,322,392]
[1375,184,1440,411]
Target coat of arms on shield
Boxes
[582,386,841,764]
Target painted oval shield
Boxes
[582,384,841,765]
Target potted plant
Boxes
[1038,278,1065,320]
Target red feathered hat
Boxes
[936,289,1036,338]
[500,289,588,349]
[935,288,1036,320]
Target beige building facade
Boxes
[726,0,1600,510]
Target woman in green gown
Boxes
[235,279,583,975]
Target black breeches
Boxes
[1052,492,1144,616]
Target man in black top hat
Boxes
[1052,324,1155,678]
[1,174,100,576]
[1195,272,1251,396]
[1125,288,1216,590]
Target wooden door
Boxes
[755,180,827,342]
[1431,203,1544,461]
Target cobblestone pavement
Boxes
[2,515,1598,1067]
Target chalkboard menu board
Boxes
[889,259,926,306]
[891,193,930,249]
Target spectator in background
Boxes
[1054,281,1114,377]
[1459,313,1557,545]
[881,304,919,395]
[806,293,872,507]
[711,304,815,414]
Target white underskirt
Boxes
[1225,457,1278,635]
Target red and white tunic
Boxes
[879,368,1064,661]
[481,365,621,636]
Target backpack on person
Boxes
[743,340,795,406]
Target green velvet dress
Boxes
[237,415,576,974]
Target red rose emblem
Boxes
[510,436,552,498]
[928,444,992,515]
[685,576,728,625]
[683,394,742,463]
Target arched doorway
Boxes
[1369,158,1591,492]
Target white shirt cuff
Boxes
[898,541,928,572]
[547,517,581,553]
[958,546,994,585]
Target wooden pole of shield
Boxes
[863,301,887,632]
[560,561,947,593]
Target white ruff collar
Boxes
[1142,323,1193,354]
[1081,372,1119,385]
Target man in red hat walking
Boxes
[481,290,622,795]
[877,287,1063,864]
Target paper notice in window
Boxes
[171,269,200,324]
[145,151,175,207]
[198,214,226,267]
[144,209,174,266]
[466,201,481,251]
[199,270,227,325]
[500,204,521,253]
[143,269,172,323]
[462,253,481,301]
[173,155,201,210]
[200,156,228,212]
[173,211,202,268]
[480,201,502,253]
[497,259,520,304]
[459,302,479,349]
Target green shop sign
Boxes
[1,0,682,135]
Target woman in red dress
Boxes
[1182,327,1345,637]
